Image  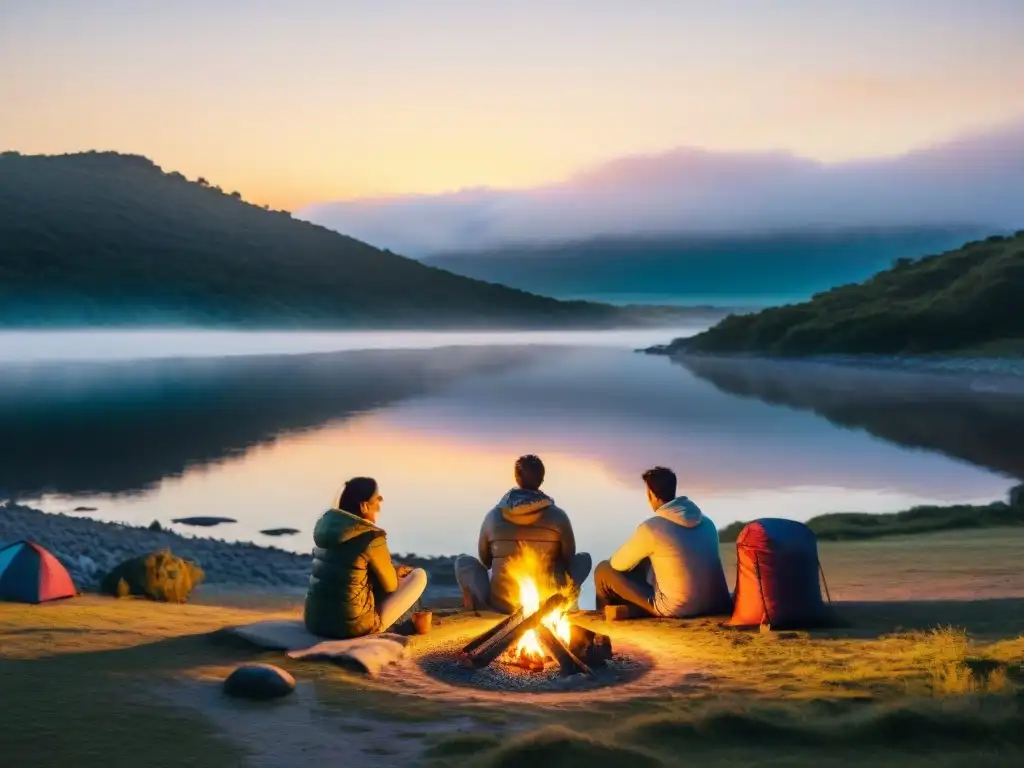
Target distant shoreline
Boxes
[0,305,731,333]
[643,345,1024,383]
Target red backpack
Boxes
[726,518,834,630]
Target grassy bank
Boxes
[3,529,1024,767]
[719,499,1024,543]
[653,231,1024,357]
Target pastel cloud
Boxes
[300,122,1024,255]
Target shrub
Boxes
[100,549,205,603]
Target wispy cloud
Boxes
[300,122,1024,255]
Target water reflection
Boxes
[0,345,555,497]
[3,344,1015,562]
[675,355,1024,480]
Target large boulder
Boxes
[99,549,205,603]
[223,664,295,700]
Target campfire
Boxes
[460,548,612,676]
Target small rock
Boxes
[73,506,98,512]
[223,664,295,700]
[260,528,300,537]
[171,516,237,527]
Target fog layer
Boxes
[301,123,1024,255]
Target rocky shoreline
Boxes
[0,502,460,599]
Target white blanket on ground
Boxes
[227,620,410,677]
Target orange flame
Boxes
[504,547,571,662]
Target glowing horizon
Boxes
[2,0,1022,210]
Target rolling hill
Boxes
[0,151,709,329]
[306,123,1023,307]
[422,228,985,306]
[648,232,1024,357]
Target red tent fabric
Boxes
[726,519,832,630]
[0,540,77,604]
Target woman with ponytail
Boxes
[304,477,428,638]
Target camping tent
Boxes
[0,540,77,603]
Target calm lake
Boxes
[1,329,1021,571]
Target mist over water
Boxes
[2,330,1019,568]
[0,327,700,363]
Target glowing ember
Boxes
[505,548,572,663]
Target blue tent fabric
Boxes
[0,544,41,603]
[0,540,77,604]
[747,518,820,553]
[0,542,22,579]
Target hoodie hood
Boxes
[655,496,704,528]
[498,488,553,525]
[314,508,383,547]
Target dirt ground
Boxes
[3,528,1024,767]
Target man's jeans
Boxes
[593,559,659,617]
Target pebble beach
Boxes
[0,502,460,599]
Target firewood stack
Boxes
[459,591,613,677]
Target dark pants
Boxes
[594,559,658,617]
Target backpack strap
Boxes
[818,559,832,604]
[753,553,772,628]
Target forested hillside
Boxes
[0,151,688,328]
[652,232,1024,356]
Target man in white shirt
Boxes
[594,466,731,618]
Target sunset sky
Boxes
[2,0,1023,209]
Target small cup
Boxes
[412,610,433,634]
[604,605,630,622]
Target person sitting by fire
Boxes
[455,454,592,613]
[303,476,428,639]
[594,466,732,619]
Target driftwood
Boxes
[537,624,593,676]
[463,593,571,669]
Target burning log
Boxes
[460,607,524,656]
[586,634,613,667]
[569,625,614,668]
[462,592,571,669]
[516,655,545,672]
[537,624,593,676]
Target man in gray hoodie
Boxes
[594,466,731,618]
[455,455,592,613]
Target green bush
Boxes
[100,549,205,603]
